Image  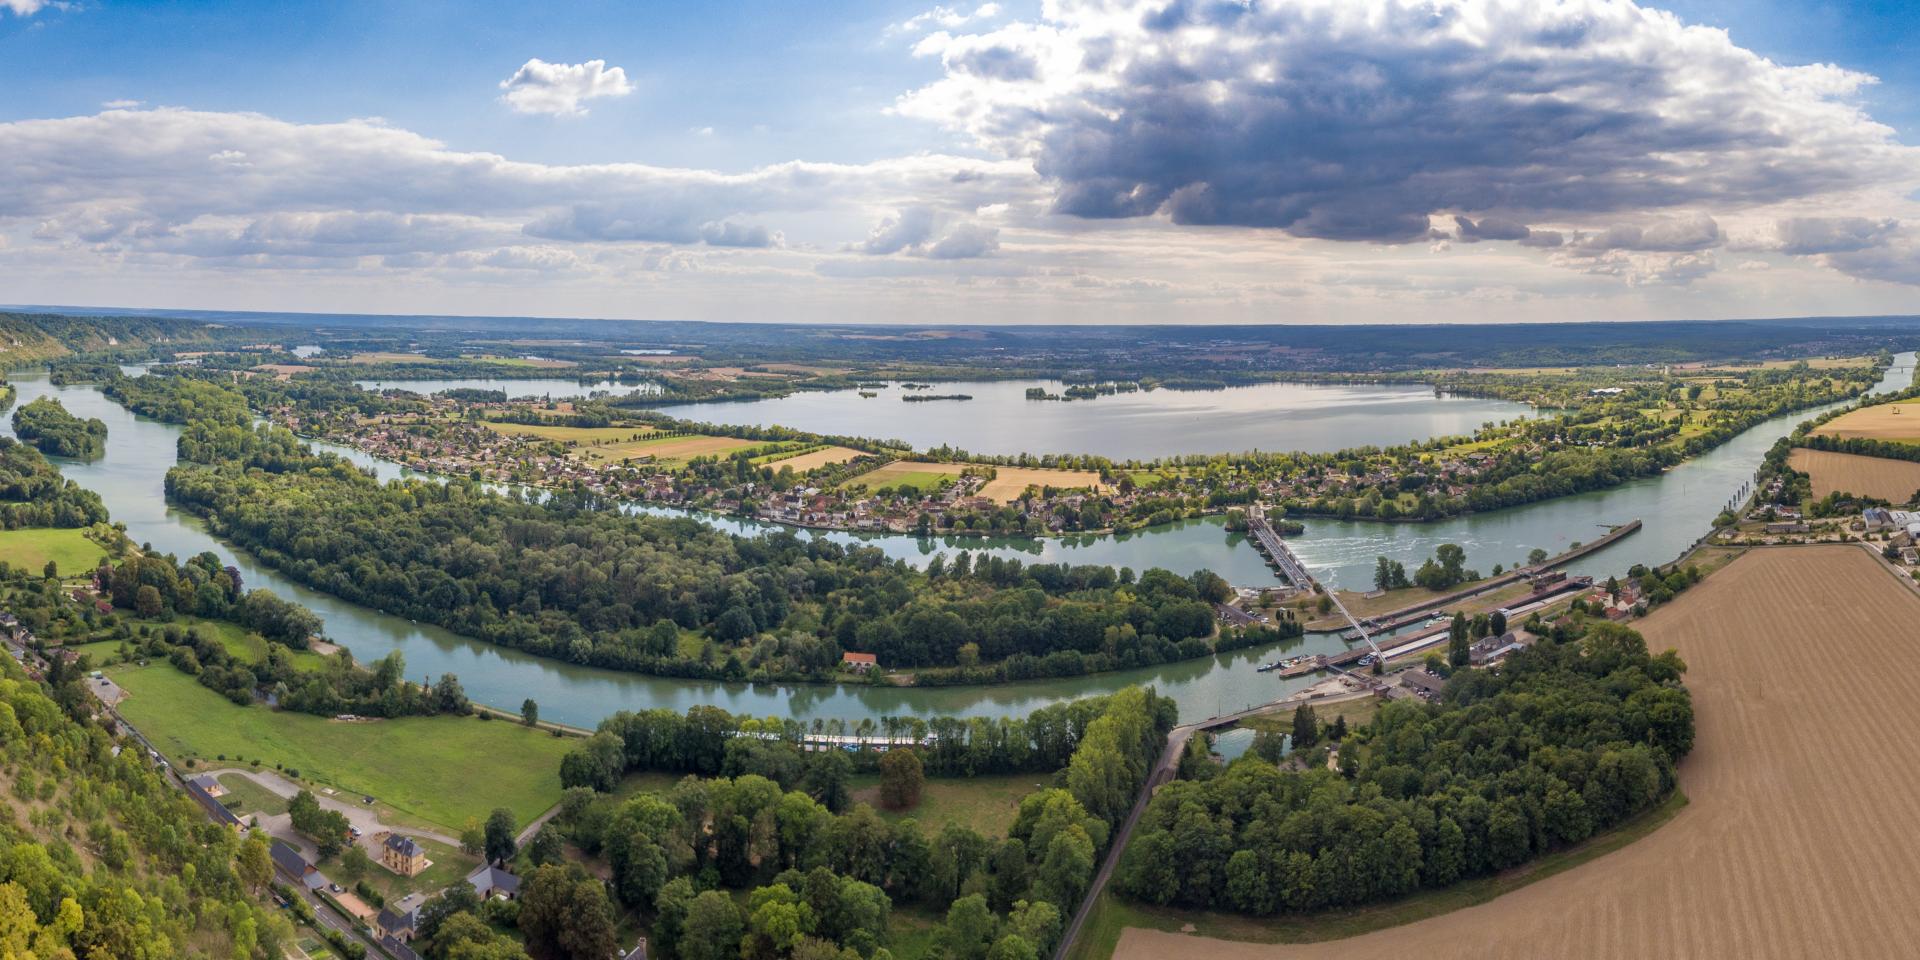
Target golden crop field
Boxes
[977,467,1104,504]
[840,460,968,492]
[1787,448,1920,503]
[480,421,659,444]
[576,434,764,463]
[1116,546,1920,960]
[764,445,865,471]
[1810,399,1920,443]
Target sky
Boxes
[2,0,1919,325]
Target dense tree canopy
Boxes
[11,397,108,459]
[0,436,109,529]
[1115,623,1692,914]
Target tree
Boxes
[1289,703,1318,750]
[42,560,57,581]
[338,845,374,883]
[1528,547,1549,565]
[521,698,539,726]
[1448,612,1470,668]
[877,749,925,810]
[679,890,745,960]
[526,824,564,867]
[235,832,272,895]
[484,808,518,865]
[804,750,853,813]
[135,584,164,618]
[938,894,998,960]
[518,863,616,960]
[1489,609,1508,636]
[460,817,486,857]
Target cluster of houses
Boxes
[1395,627,1539,702]
[1863,508,1920,565]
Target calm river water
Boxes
[6,351,1910,727]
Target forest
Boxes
[515,686,1174,960]
[1113,622,1692,915]
[0,436,110,529]
[11,396,109,459]
[0,644,299,959]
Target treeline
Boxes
[11,396,108,458]
[1115,622,1692,914]
[1795,432,1920,466]
[0,436,109,528]
[2,642,302,960]
[558,690,1161,792]
[47,357,126,384]
[539,686,1172,960]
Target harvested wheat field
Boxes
[576,434,762,463]
[1787,448,1920,503]
[978,467,1104,504]
[1811,399,1920,443]
[1115,545,1920,960]
[764,446,865,472]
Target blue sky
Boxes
[2,0,1918,324]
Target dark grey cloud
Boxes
[1775,216,1898,255]
[1454,216,1533,243]
[904,0,1912,244]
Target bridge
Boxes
[1246,513,1315,588]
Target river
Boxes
[4,351,1910,727]
[656,379,1537,460]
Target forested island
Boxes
[11,395,109,458]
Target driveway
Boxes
[209,766,463,852]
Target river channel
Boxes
[5,351,1910,727]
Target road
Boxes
[212,766,464,850]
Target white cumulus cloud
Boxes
[498,58,635,116]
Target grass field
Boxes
[977,467,1104,504]
[848,772,1046,838]
[334,834,479,901]
[1110,546,1920,960]
[1811,398,1920,444]
[841,461,967,493]
[215,772,290,816]
[108,664,571,832]
[761,445,865,472]
[1787,448,1920,503]
[348,352,434,364]
[0,527,105,576]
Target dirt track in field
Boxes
[1787,448,1920,503]
[1116,545,1920,960]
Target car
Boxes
[349,827,362,838]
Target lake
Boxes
[656,379,1538,459]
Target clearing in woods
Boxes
[1810,398,1920,443]
[1111,545,1920,960]
[1786,448,1920,503]
[976,466,1105,504]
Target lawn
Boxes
[0,527,106,577]
[108,663,571,832]
[848,771,1045,838]
[330,835,479,902]
[215,772,290,816]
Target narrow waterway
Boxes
[4,352,1908,727]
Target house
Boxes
[841,652,878,672]
[269,839,327,892]
[1469,629,1535,667]
[618,939,649,960]
[375,892,427,942]
[382,834,428,877]
[1399,669,1447,700]
[466,863,521,900]
[183,774,242,829]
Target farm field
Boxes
[1810,398,1920,443]
[762,445,866,471]
[1111,546,1920,960]
[1787,448,1920,502]
[480,421,659,444]
[841,460,967,493]
[107,663,571,832]
[977,466,1104,504]
[348,352,434,364]
[574,433,767,464]
[0,527,105,576]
